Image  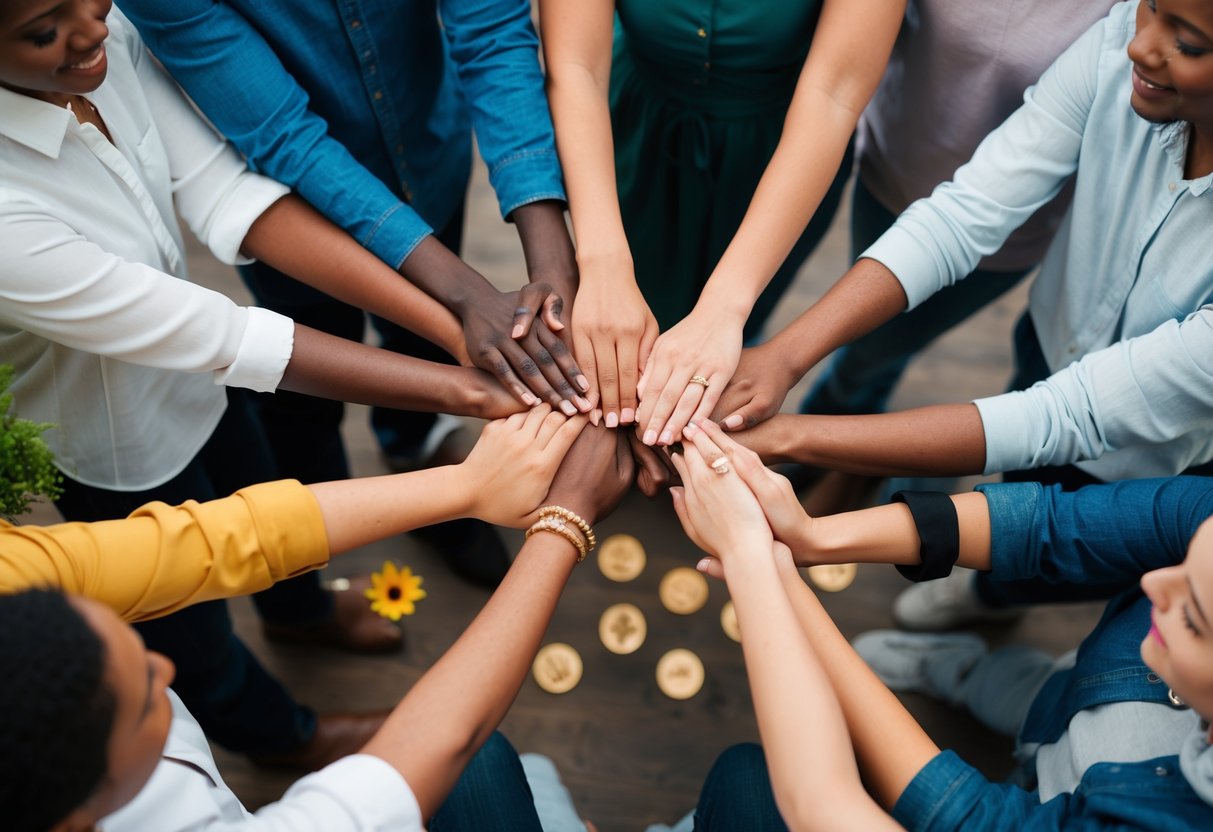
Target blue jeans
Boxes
[800,179,1030,416]
[239,203,466,483]
[430,733,545,831]
[54,390,325,755]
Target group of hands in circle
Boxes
[457,400,812,575]
[463,279,787,499]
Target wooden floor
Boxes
[34,160,1104,830]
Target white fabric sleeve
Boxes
[121,8,289,265]
[860,8,1108,310]
[974,308,1213,474]
[247,755,424,831]
[0,192,293,391]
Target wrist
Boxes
[575,248,634,281]
[693,284,755,328]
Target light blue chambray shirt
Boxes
[864,1,1213,481]
[120,0,567,269]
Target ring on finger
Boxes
[710,455,731,475]
[689,375,710,389]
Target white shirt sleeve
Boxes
[118,6,289,265]
[974,308,1213,473]
[860,9,1106,310]
[0,191,293,392]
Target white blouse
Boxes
[0,7,294,491]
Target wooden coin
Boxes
[599,603,647,655]
[659,567,709,615]
[532,643,583,694]
[656,648,705,700]
[597,534,646,582]
[807,562,858,592]
[720,600,741,643]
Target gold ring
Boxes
[689,375,710,388]
[710,456,731,475]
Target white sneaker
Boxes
[852,630,988,701]
[892,568,1025,631]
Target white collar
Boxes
[0,84,74,159]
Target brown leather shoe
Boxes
[262,575,404,654]
[250,710,390,771]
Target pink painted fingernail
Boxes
[523,393,539,406]
[643,429,658,446]
[659,430,673,445]
[577,374,590,392]
[511,324,525,338]
[683,423,699,437]
[560,400,577,416]
[576,396,592,411]
[621,407,636,424]
[724,415,744,429]
[697,558,712,572]
[605,411,619,429]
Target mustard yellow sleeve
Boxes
[0,480,330,622]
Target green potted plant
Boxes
[0,365,61,519]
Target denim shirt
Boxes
[864,2,1213,482]
[120,0,567,268]
[892,477,1213,831]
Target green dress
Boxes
[610,0,851,336]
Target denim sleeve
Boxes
[120,0,431,268]
[893,750,1072,832]
[977,477,1213,591]
[861,7,1110,309]
[440,0,566,220]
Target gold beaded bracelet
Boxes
[536,505,597,553]
[525,515,588,562]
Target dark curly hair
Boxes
[0,589,116,831]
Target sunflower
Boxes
[365,561,427,621]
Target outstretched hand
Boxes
[462,406,589,527]
[711,342,798,431]
[545,423,636,526]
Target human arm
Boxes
[540,0,661,426]
[635,0,904,446]
[668,437,916,829]
[360,422,634,818]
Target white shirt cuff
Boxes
[268,754,423,831]
[861,222,949,311]
[206,173,291,266]
[214,306,294,392]
[973,392,1038,475]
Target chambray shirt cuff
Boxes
[860,221,947,311]
[214,306,294,392]
[975,481,1044,582]
[206,174,291,266]
[265,753,422,829]
[361,201,434,270]
[892,750,987,831]
[489,148,568,221]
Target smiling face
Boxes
[54,597,176,831]
[0,0,112,107]
[1140,517,1213,723]
[1128,1,1213,131]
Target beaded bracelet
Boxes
[525,515,589,562]
[536,505,597,553]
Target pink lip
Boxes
[1149,612,1167,648]
[1132,66,1177,100]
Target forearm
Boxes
[796,492,992,570]
[726,554,888,829]
[362,532,580,817]
[308,467,475,555]
[241,196,464,358]
[776,559,938,811]
[512,201,578,299]
[396,234,499,319]
[739,404,987,476]
[279,324,513,419]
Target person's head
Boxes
[0,589,175,831]
[1128,0,1213,132]
[1140,516,1213,727]
[0,0,112,106]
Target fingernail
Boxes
[590,410,601,427]
[577,374,590,392]
[621,407,636,424]
[724,415,743,429]
[659,430,673,445]
[511,324,524,338]
[560,400,577,416]
[576,396,592,411]
[683,422,699,437]
[605,411,619,429]
[643,429,657,446]
[523,393,539,406]
[697,558,712,572]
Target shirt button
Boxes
[350,19,362,29]
[402,183,414,201]
[1146,672,1162,683]
[1068,344,1078,354]
[1155,765,1170,777]
[363,50,372,60]
[697,27,706,37]
[1168,182,1177,192]
[374,90,384,101]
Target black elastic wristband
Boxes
[889,491,960,583]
